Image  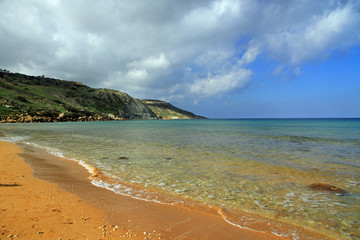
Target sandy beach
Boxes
[0,140,331,239]
[0,141,141,239]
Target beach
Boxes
[0,140,301,240]
[1,118,357,239]
[0,141,139,239]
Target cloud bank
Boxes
[1,0,359,101]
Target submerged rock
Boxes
[309,183,347,194]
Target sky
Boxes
[1,0,359,118]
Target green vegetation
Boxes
[142,100,206,120]
[0,70,204,123]
[0,71,156,122]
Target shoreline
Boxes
[0,141,139,239]
[1,140,332,239]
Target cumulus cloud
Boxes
[263,1,360,65]
[0,0,359,101]
[190,68,252,97]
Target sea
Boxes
[1,119,359,239]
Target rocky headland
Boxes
[0,70,204,123]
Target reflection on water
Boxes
[1,119,359,239]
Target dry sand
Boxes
[0,140,328,239]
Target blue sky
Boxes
[194,46,360,118]
[1,0,359,118]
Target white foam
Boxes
[90,179,177,206]
[0,136,29,143]
[217,209,266,233]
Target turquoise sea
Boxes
[1,119,359,239]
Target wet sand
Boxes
[0,141,329,239]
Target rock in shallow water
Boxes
[309,183,347,194]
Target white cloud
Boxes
[238,45,260,66]
[263,1,360,65]
[195,50,233,68]
[128,53,170,70]
[126,69,148,80]
[190,68,252,97]
[0,0,359,101]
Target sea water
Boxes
[1,119,359,239]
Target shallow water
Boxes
[1,119,359,239]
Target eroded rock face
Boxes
[120,94,158,120]
[309,183,347,194]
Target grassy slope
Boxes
[0,72,138,121]
[0,71,204,122]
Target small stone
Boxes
[144,232,147,235]
[38,232,44,234]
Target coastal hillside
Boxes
[142,100,206,120]
[0,70,203,122]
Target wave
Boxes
[0,135,29,143]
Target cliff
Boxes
[0,70,204,122]
[142,99,206,120]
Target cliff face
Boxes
[142,99,206,120]
[95,89,157,120]
[0,71,158,122]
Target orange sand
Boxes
[0,141,328,239]
[0,141,143,239]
